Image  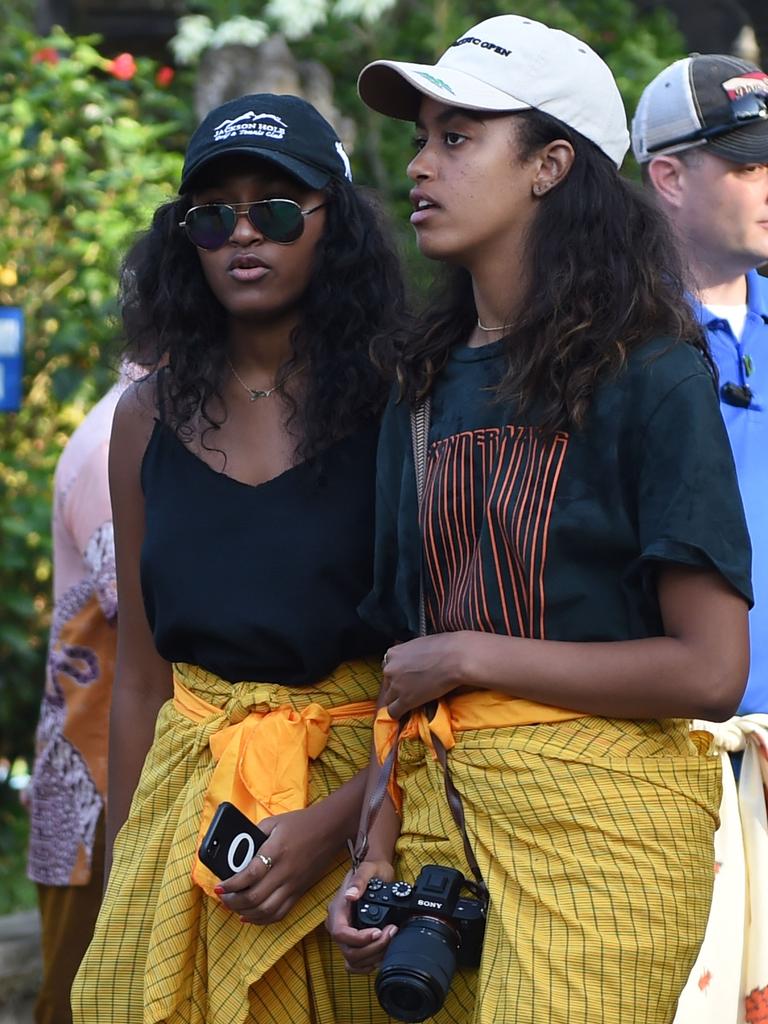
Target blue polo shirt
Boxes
[696,269,768,715]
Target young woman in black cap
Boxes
[327,16,753,1024]
[72,94,402,1023]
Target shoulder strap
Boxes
[156,365,168,423]
[410,396,432,504]
[352,398,488,904]
[410,397,431,638]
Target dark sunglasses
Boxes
[646,89,768,154]
[178,199,326,250]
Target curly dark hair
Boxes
[388,108,711,432]
[121,174,406,460]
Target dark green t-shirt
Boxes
[361,337,752,642]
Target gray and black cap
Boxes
[632,54,768,165]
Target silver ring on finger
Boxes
[256,852,273,872]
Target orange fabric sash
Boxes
[374,691,585,814]
[172,673,377,895]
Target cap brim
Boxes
[707,119,768,164]
[180,148,330,194]
[358,59,531,121]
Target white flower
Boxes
[264,0,327,40]
[169,15,214,66]
[82,103,103,122]
[210,16,270,49]
[334,0,396,23]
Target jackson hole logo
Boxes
[213,112,288,142]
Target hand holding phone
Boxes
[198,801,269,880]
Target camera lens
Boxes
[375,917,458,1022]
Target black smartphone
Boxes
[198,801,269,880]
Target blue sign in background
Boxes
[0,308,23,412]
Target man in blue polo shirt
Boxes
[632,54,768,1023]
[633,53,768,715]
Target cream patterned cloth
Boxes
[674,716,768,1024]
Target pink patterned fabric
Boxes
[27,368,134,886]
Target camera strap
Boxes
[349,398,489,906]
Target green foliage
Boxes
[0,794,36,915]
[0,25,191,764]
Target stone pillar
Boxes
[194,35,355,155]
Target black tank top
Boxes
[140,414,387,684]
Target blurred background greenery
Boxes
[0,0,760,911]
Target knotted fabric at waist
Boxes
[171,660,379,895]
[374,690,585,813]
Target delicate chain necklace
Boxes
[227,358,304,401]
[476,317,514,333]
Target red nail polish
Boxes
[213,885,225,895]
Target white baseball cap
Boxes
[631,55,768,165]
[357,15,630,168]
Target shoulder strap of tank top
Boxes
[156,365,168,423]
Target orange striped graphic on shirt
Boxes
[421,426,569,639]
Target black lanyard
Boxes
[349,397,488,906]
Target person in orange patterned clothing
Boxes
[25,362,138,1024]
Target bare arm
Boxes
[381,565,750,722]
[106,382,172,876]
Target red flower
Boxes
[108,53,137,81]
[746,985,768,1023]
[155,65,175,88]
[697,970,713,991]
[32,47,60,65]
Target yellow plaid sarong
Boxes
[71,659,390,1024]
[388,713,722,1024]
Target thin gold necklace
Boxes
[227,358,303,401]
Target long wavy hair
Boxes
[387,109,710,431]
[121,174,405,460]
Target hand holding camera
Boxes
[351,865,486,1022]
[326,858,399,974]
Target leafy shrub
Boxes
[0,25,191,770]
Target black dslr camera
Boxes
[352,864,487,1022]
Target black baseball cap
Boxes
[632,55,768,164]
[179,93,353,193]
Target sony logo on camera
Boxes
[416,899,444,909]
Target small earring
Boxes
[533,183,547,196]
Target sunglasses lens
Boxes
[249,200,305,243]
[731,92,768,124]
[185,205,236,250]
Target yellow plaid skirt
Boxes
[71,659,391,1024]
[391,715,722,1024]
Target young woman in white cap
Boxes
[327,16,753,1024]
[71,94,403,1024]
